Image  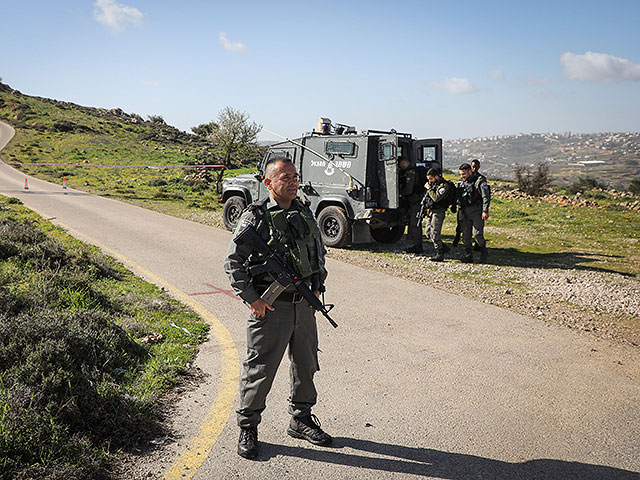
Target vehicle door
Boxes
[413,138,443,173]
[377,133,399,209]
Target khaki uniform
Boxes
[224,197,327,427]
[425,178,452,252]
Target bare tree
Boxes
[191,107,262,191]
[514,161,552,196]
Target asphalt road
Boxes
[1,121,639,480]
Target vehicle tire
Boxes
[317,206,351,248]
[370,225,404,243]
[222,196,247,230]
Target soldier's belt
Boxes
[272,292,305,303]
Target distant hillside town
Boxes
[443,131,640,188]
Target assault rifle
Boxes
[417,192,434,227]
[233,223,338,328]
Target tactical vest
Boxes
[261,202,320,279]
[458,174,483,207]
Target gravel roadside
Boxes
[326,244,640,348]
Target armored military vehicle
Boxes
[221,118,443,248]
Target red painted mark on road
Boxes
[189,283,239,299]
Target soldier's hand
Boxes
[482,212,490,221]
[250,298,275,318]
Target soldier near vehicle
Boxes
[453,159,485,249]
[457,162,491,263]
[223,157,333,460]
[421,168,456,261]
[221,119,443,249]
[398,158,428,253]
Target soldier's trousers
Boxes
[426,209,446,250]
[237,297,319,427]
[460,206,486,251]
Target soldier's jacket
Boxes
[224,196,327,305]
[426,177,453,211]
[457,173,491,214]
[399,165,428,202]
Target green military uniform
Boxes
[457,172,491,262]
[399,164,427,251]
[224,196,327,428]
[425,177,452,256]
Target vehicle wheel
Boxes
[222,196,247,230]
[317,206,351,248]
[370,225,404,243]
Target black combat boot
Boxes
[237,426,258,459]
[478,246,489,263]
[441,244,451,254]
[429,247,444,262]
[461,249,474,264]
[288,414,332,446]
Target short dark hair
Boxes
[459,163,472,171]
[471,159,480,168]
[264,156,293,177]
[426,168,441,177]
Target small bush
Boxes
[147,177,168,187]
[629,178,640,195]
[567,176,608,195]
[514,162,552,196]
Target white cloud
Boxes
[561,51,640,83]
[219,32,247,52]
[142,80,160,87]
[93,0,143,33]
[429,77,477,95]
[489,69,505,81]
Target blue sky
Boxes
[2,0,639,140]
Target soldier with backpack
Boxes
[422,168,456,262]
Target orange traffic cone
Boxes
[24,178,29,190]
[62,177,67,189]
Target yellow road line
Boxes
[28,206,239,480]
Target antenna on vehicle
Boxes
[263,128,363,190]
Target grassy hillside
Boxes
[0,195,208,479]
[0,82,226,221]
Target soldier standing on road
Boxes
[424,168,453,262]
[399,158,428,254]
[457,162,491,263]
[224,157,332,460]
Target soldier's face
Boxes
[460,169,471,181]
[265,161,299,203]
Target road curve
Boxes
[1,121,639,480]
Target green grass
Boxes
[0,88,229,219]
[433,177,640,277]
[0,196,209,480]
